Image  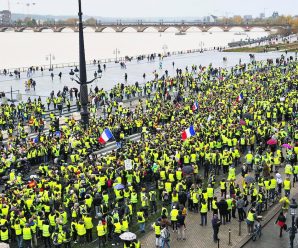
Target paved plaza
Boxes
[139,171,298,248]
[0,51,293,100]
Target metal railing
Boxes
[0,47,228,74]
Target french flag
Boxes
[181,125,196,141]
[237,93,243,102]
[98,128,114,144]
[192,101,199,111]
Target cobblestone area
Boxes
[140,170,297,248]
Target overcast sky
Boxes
[3,0,298,17]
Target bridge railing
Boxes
[0,47,231,74]
[0,21,289,28]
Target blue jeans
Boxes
[16,235,23,248]
[161,238,170,248]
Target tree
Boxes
[64,18,79,25]
[232,15,243,25]
[85,18,97,25]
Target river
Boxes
[0,28,269,69]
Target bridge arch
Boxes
[206,26,225,32]
[0,27,14,32]
[36,27,55,32]
[57,27,76,32]
[163,26,180,33]
[100,27,117,32]
[185,26,202,32]
[229,26,246,32]
[142,26,159,32]
[249,27,266,32]
[83,26,96,32]
[122,26,138,32]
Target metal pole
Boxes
[228,228,231,245]
[238,221,242,236]
[78,0,89,128]
[10,86,12,101]
[290,214,295,248]
[217,238,220,248]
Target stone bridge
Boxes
[0,22,290,33]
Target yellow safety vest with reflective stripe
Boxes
[154,224,161,235]
[200,203,208,213]
[77,223,86,236]
[1,229,9,241]
[207,187,214,198]
[284,180,291,190]
[212,200,218,210]
[23,227,32,240]
[170,209,179,221]
[42,224,50,237]
[84,217,93,229]
[97,225,106,236]
[114,223,122,234]
[247,211,254,222]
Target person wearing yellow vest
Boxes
[212,196,218,215]
[225,195,233,223]
[97,220,106,247]
[207,184,214,211]
[220,179,227,198]
[170,205,179,232]
[283,178,291,197]
[76,220,86,244]
[152,219,161,247]
[83,213,93,242]
[137,208,146,233]
[121,217,129,233]
[246,209,256,235]
[14,219,23,248]
[42,219,51,248]
[113,219,122,246]
[52,228,63,247]
[200,199,208,226]
[23,223,33,248]
[0,226,9,244]
[293,164,298,185]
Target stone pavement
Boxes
[0,51,290,100]
[139,169,298,248]
[244,194,298,248]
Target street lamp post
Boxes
[290,199,298,248]
[113,48,120,63]
[72,0,97,129]
[45,54,55,71]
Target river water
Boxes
[0,28,268,69]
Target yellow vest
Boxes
[23,227,32,240]
[170,209,178,221]
[97,225,106,236]
[284,180,291,190]
[77,223,86,236]
[200,203,208,213]
[247,211,254,222]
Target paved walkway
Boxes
[139,170,298,248]
[0,51,291,101]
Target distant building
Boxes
[0,10,11,24]
[243,15,253,21]
[259,13,265,19]
[272,12,279,18]
[203,15,217,23]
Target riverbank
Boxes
[224,41,298,53]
